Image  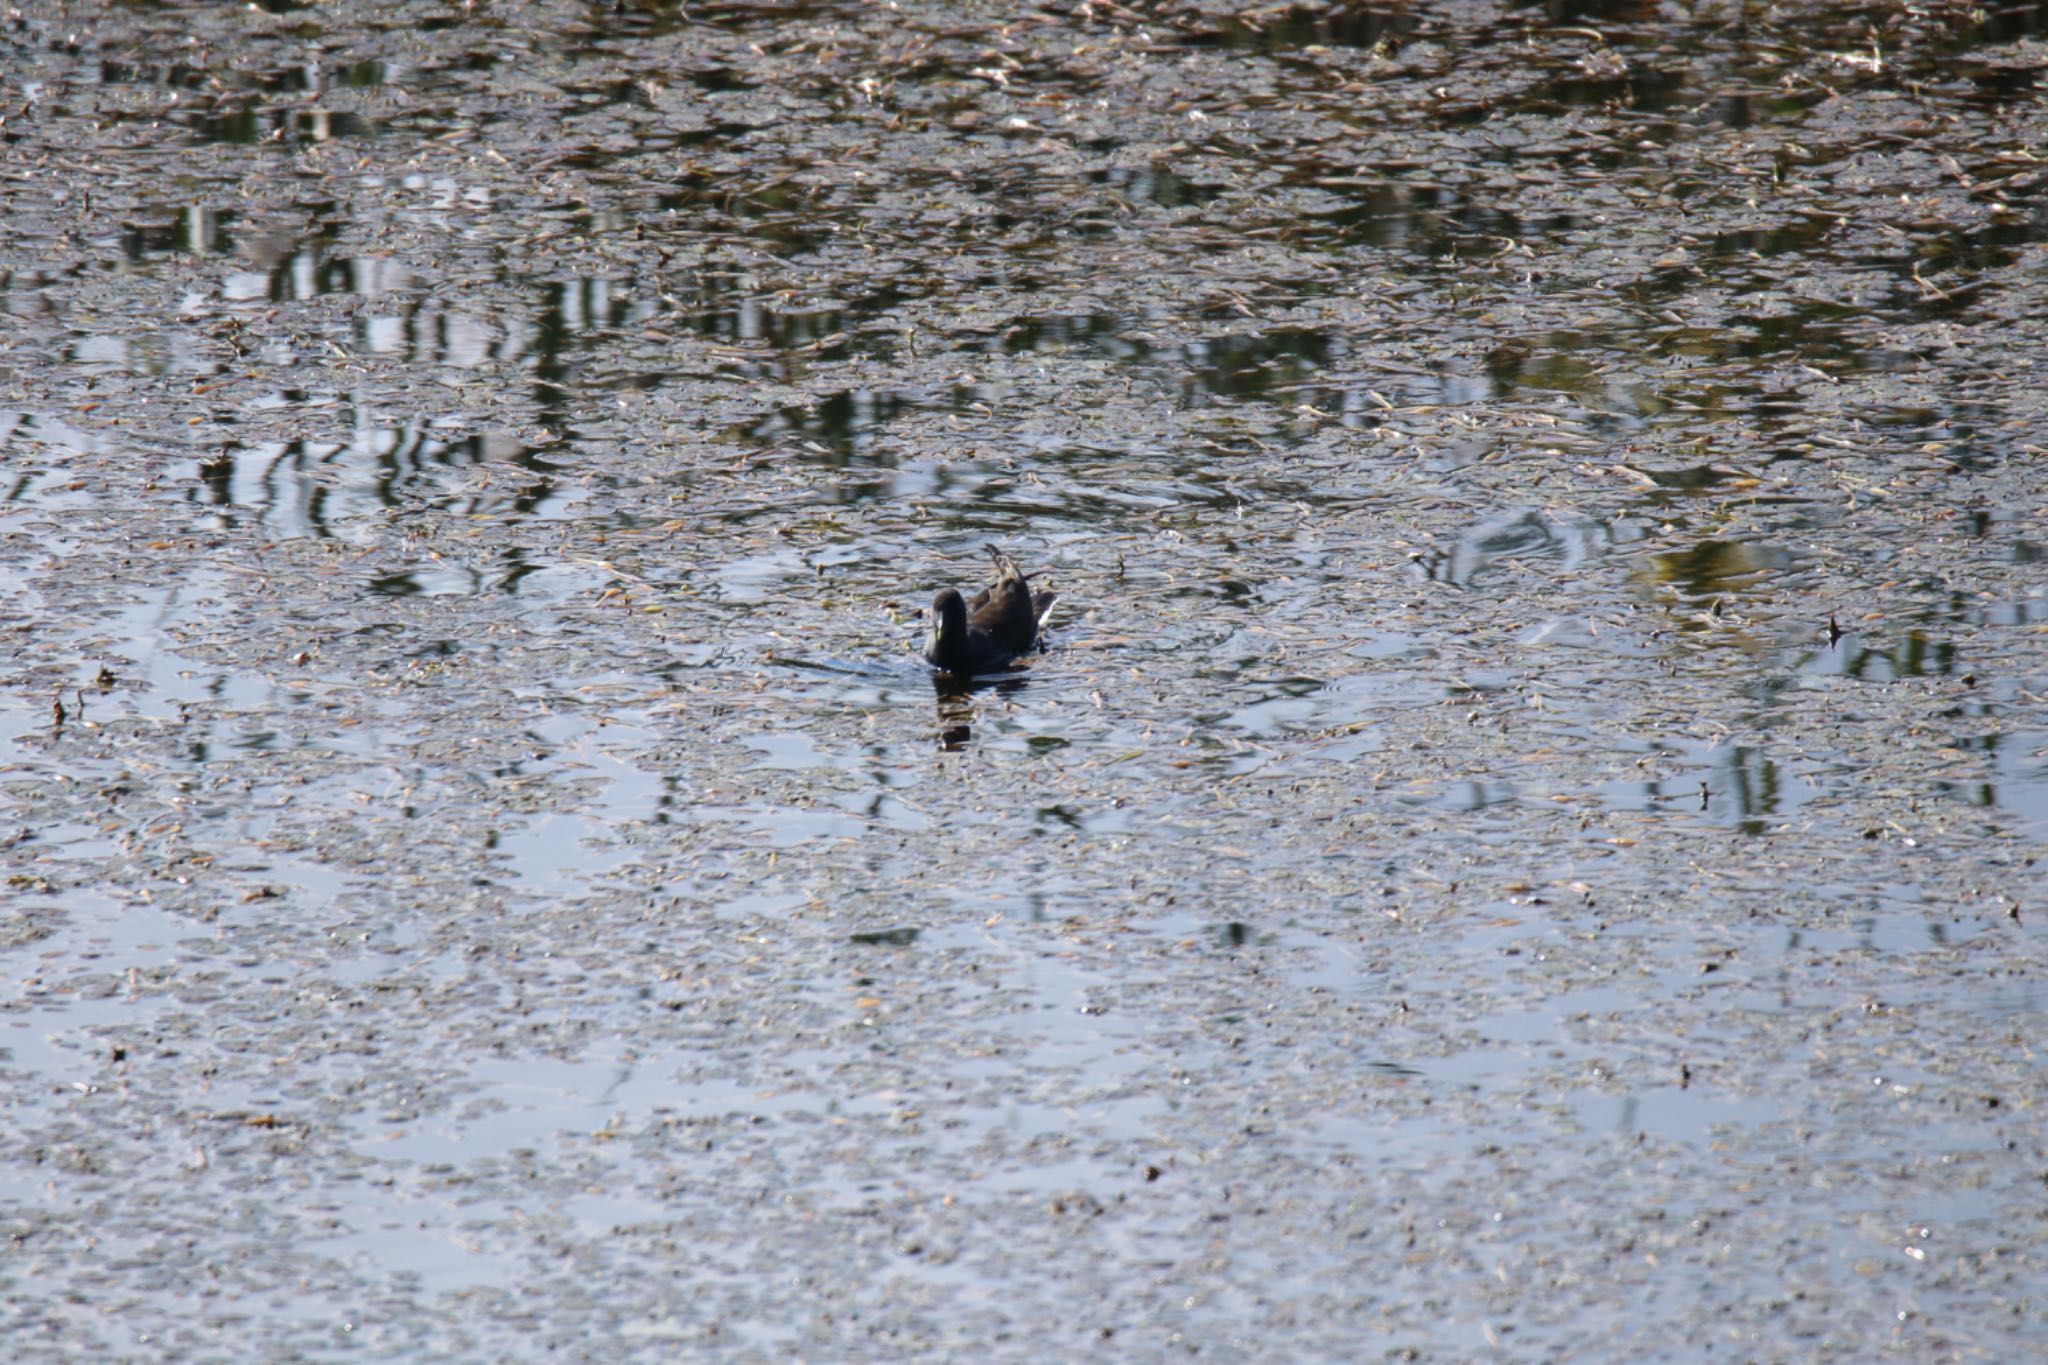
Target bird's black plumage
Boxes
[925,547,1057,676]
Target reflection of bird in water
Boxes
[932,671,1029,749]
[925,546,1057,677]
[934,686,976,751]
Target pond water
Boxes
[4,0,2047,1357]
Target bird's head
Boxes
[929,588,967,653]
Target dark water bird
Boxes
[925,546,1057,677]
